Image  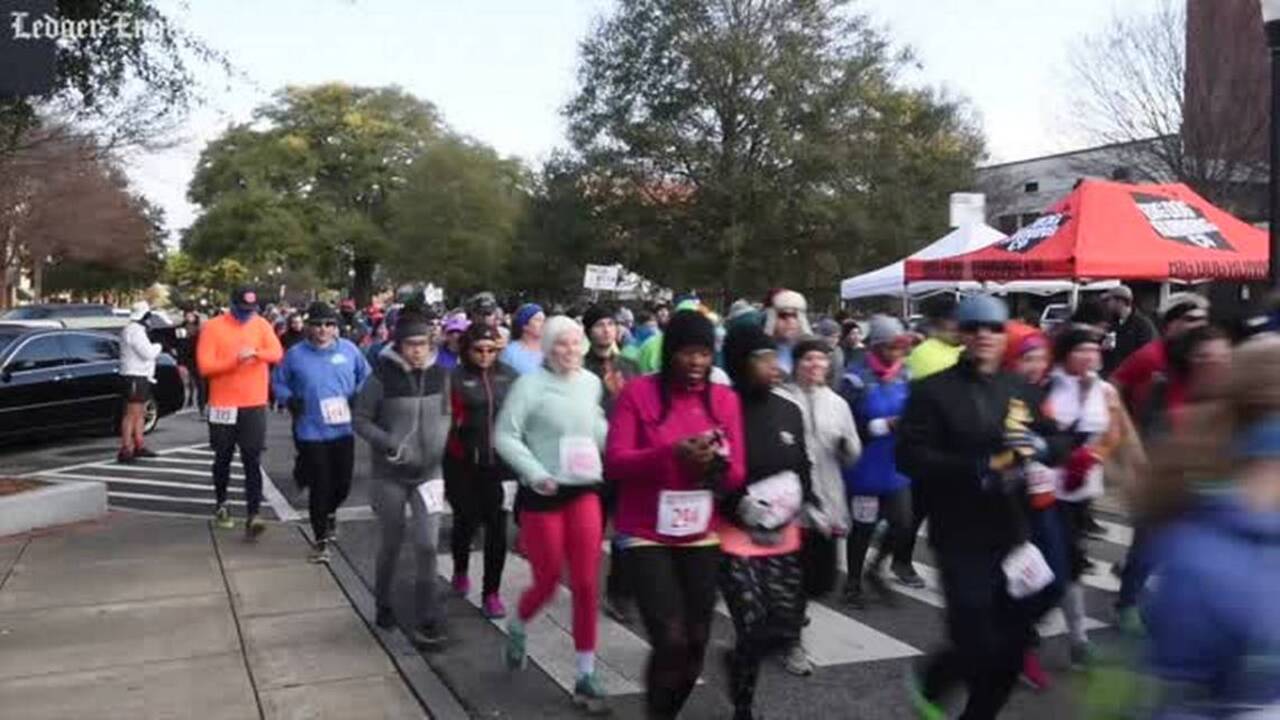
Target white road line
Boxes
[43,472,244,494]
[1092,520,1134,547]
[438,551,646,697]
[70,463,246,481]
[131,457,222,467]
[107,491,246,506]
[261,466,299,522]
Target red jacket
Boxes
[604,375,746,544]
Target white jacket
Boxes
[120,321,162,380]
[782,383,862,534]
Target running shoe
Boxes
[842,586,866,610]
[375,605,395,630]
[325,514,338,543]
[782,643,814,676]
[308,540,331,564]
[482,593,507,620]
[905,667,946,720]
[572,672,609,715]
[213,505,234,530]
[864,570,897,605]
[1019,649,1051,692]
[116,450,135,465]
[891,563,928,589]
[412,620,448,650]
[133,446,158,459]
[451,573,471,596]
[245,514,266,540]
[1070,641,1095,671]
[504,621,527,670]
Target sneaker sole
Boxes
[572,695,610,715]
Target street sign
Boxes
[583,264,620,290]
[1,0,57,97]
[949,192,986,228]
[423,283,444,304]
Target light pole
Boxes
[1263,1,1280,285]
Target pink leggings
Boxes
[517,492,603,652]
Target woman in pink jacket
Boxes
[605,310,746,720]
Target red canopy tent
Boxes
[904,180,1268,282]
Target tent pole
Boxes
[1069,283,1080,311]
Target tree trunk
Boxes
[32,255,43,300]
[351,255,375,307]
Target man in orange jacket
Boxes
[197,287,284,537]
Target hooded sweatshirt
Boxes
[840,355,911,497]
[272,338,371,441]
[1141,489,1280,716]
[352,345,451,485]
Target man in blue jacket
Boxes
[273,301,371,562]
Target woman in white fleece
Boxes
[118,301,163,463]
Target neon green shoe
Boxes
[905,668,946,720]
[245,515,266,540]
[213,505,234,530]
[503,620,527,670]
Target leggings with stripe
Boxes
[719,551,806,718]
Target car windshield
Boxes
[2,307,50,320]
[0,329,21,354]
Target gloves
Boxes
[1003,430,1047,460]
[803,504,832,537]
[867,418,892,437]
[1064,447,1101,492]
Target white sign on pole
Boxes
[423,284,444,304]
[583,264,620,290]
[949,192,986,228]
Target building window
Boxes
[997,214,1018,234]
[1024,181,1039,193]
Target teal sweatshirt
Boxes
[494,366,608,499]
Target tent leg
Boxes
[1069,283,1080,311]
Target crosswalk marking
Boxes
[438,551,645,697]
[711,596,921,666]
[107,491,247,506]
[1093,520,1134,547]
[90,463,246,480]
[43,471,245,494]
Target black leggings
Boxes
[624,545,720,720]
[297,436,355,540]
[719,551,806,719]
[845,486,914,586]
[446,464,508,595]
[209,406,265,517]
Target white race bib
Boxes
[208,406,238,426]
[558,435,602,482]
[417,479,447,515]
[657,490,713,537]
[1002,542,1055,599]
[745,471,803,530]
[319,396,351,425]
[850,495,880,524]
[502,480,517,512]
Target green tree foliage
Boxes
[184,84,443,303]
[388,137,528,295]
[564,0,986,306]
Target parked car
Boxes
[1,303,115,321]
[1040,303,1073,334]
[0,325,184,442]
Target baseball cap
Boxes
[230,287,259,311]
[1105,285,1134,303]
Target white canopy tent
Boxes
[840,223,1115,300]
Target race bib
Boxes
[502,480,517,512]
[208,406,237,426]
[319,396,351,425]
[657,490,712,537]
[558,435,602,482]
[1002,542,1055,599]
[850,495,880,524]
[417,479,447,515]
[745,471,803,530]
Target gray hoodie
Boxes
[353,345,451,485]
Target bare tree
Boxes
[1066,0,1267,213]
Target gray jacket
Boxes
[353,346,451,485]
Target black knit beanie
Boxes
[581,304,615,335]
[1053,323,1103,362]
[723,321,776,389]
[792,336,831,364]
[660,311,716,375]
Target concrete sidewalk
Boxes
[0,513,429,720]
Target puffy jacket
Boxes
[120,320,162,380]
[896,356,1070,553]
[783,382,860,533]
[447,361,518,471]
[353,345,451,485]
[840,360,911,497]
[1142,489,1280,717]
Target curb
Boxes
[0,481,107,537]
[300,526,470,720]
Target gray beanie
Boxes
[865,314,905,346]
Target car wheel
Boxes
[143,398,159,434]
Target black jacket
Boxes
[896,357,1069,553]
[721,387,817,521]
[447,361,517,473]
[1103,309,1156,377]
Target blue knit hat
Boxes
[956,295,1009,326]
[513,303,544,339]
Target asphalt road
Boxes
[5,410,1126,719]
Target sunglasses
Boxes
[470,346,499,356]
[777,311,799,319]
[959,321,1006,334]
[307,320,338,328]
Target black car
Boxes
[0,325,184,442]
[1,303,115,321]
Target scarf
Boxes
[1047,368,1110,436]
[866,351,904,382]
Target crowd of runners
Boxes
[118,283,1280,719]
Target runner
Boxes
[196,287,284,536]
[176,309,206,412]
[784,335,860,641]
[718,320,818,718]
[118,301,162,464]
[445,323,517,619]
[353,311,453,647]
[897,295,1068,720]
[271,301,370,563]
[280,312,306,350]
[839,315,924,609]
[499,303,546,375]
[604,309,746,720]
[494,315,610,714]
[466,291,501,330]
[437,314,469,370]
[763,289,810,377]
[904,295,961,381]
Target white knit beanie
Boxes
[764,290,811,337]
[541,315,584,358]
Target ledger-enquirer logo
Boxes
[1,0,56,97]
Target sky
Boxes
[127,0,1167,238]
